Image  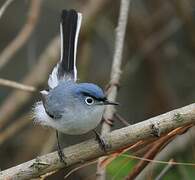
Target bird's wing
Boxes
[48,9,82,89]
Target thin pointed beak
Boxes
[103,100,119,105]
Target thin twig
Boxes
[96,0,131,179]
[0,103,195,179]
[40,170,58,180]
[64,159,97,179]
[122,154,195,166]
[0,0,15,19]
[154,159,174,180]
[0,0,42,69]
[0,78,36,92]
[114,113,130,126]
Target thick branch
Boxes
[0,103,195,179]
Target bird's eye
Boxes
[85,97,94,105]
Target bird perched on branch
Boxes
[34,9,118,162]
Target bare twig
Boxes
[0,103,195,179]
[114,113,130,126]
[0,78,36,92]
[0,0,42,69]
[96,0,131,179]
[0,0,15,19]
[40,170,58,180]
[64,160,97,179]
[154,159,174,180]
[123,154,195,166]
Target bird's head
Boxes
[73,83,119,107]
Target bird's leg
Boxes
[56,130,67,165]
[93,130,108,152]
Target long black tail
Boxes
[58,9,81,81]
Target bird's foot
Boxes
[57,146,67,165]
[56,131,67,166]
[93,130,108,152]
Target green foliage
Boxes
[106,151,195,180]
[106,154,137,179]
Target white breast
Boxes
[56,105,104,135]
[33,101,104,135]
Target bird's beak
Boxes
[103,100,119,105]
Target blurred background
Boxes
[0,0,195,179]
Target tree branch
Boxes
[0,78,36,92]
[0,103,195,179]
[97,0,131,178]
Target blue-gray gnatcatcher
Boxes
[34,9,118,161]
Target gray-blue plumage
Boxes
[73,83,106,100]
[34,9,117,135]
[35,80,107,134]
[44,81,106,120]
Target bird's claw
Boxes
[57,147,67,165]
[94,130,108,152]
[56,131,67,166]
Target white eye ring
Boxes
[85,97,94,105]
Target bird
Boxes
[33,9,118,162]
